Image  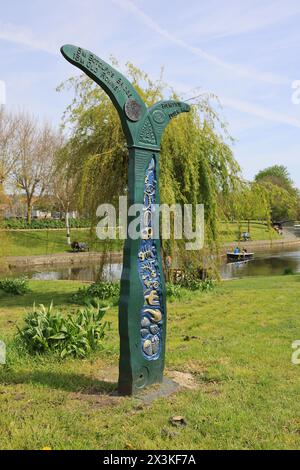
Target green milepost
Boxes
[60,45,190,395]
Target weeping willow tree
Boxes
[221,181,272,241]
[0,184,10,274]
[57,61,240,273]
[223,177,298,231]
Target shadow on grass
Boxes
[0,369,117,394]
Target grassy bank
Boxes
[3,229,122,257]
[219,220,280,244]
[2,221,280,257]
[0,276,300,449]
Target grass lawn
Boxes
[219,220,280,244]
[0,221,280,258]
[3,229,122,257]
[1,276,300,450]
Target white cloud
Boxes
[113,0,289,85]
[178,0,300,41]
[0,22,56,54]
[221,96,300,129]
[0,2,126,57]
[164,77,300,130]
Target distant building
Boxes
[2,194,79,220]
[31,209,78,220]
[32,209,52,219]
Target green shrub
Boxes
[16,303,109,358]
[72,281,120,305]
[201,279,215,291]
[283,267,294,275]
[0,277,30,295]
[178,274,215,292]
[180,278,202,291]
[166,283,182,299]
[2,218,91,230]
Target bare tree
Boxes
[11,113,61,224]
[52,146,77,245]
[0,107,19,185]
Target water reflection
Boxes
[6,247,300,281]
[221,248,300,279]
[11,263,123,283]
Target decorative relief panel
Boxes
[139,119,157,145]
[138,157,163,360]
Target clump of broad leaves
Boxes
[0,277,30,296]
[17,302,110,359]
[71,281,120,306]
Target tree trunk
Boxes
[27,203,32,225]
[238,221,242,241]
[66,211,71,246]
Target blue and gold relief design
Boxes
[138,157,163,360]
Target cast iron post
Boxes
[61,45,190,394]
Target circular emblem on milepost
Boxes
[152,109,166,124]
[125,99,142,122]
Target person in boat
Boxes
[234,246,240,254]
[242,248,248,258]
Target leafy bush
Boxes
[178,275,215,292]
[0,277,30,295]
[2,218,91,230]
[283,267,294,275]
[72,281,120,305]
[166,278,214,301]
[166,283,182,300]
[199,279,215,291]
[71,277,213,307]
[17,303,109,358]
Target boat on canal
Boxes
[227,252,254,262]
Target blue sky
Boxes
[1,0,300,186]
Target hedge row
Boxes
[1,218,91,230]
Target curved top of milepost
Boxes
[61,44,147,142]
[61,44,190,148]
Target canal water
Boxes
[8,262,123,283]
[6,246,300,282]
[221,247,300,279]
